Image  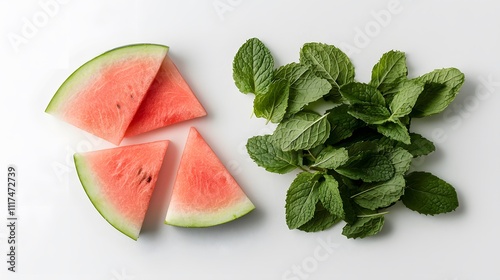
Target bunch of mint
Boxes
[232,38,464,238]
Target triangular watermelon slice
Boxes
[125,55,207,137]
[74,140,169,240]
[46,44,169,145]
[165,127,255,227]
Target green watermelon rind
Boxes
[164,198,255,228]
[45,43,169,114]
[74,153,141,240]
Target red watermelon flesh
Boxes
[45,44,168,145]
[125,55,207,137]
[165,127,255,227]
[74,140,169,240]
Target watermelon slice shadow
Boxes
[140,140,180,236]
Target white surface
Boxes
[1,0,500,279]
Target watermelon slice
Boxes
[125,55,207,137]
[165,127,255,227]
[74,140,169,240]
[46,44,168,145]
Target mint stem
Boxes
[297,165,309,172]
[357,211,389,218]
[309,166,327,173]
[306,149,317,161]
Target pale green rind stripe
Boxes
[164,198,255,227]
[74,153,140,240]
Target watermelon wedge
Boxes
[125,55,207,137]
[46,44,168,145]
[74,140,169,240]
[165,127,255,227]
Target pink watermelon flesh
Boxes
[46,44,168,145]
[125,55,207,137]
[165,127,255,227]
[74,140,169,240]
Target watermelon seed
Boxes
[137,168,142,175]
[146,176,152,183]
[116,103,121,109]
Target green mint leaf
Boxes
[369,50,408,93]
[326,105,365,145]
[271,111,331,151]
[411,68,465,117]
[298,203,341,232]
[352,175,405,210]
[397,133,435,157]
[300,43,355,103]
[312,147,349,169]
[275,63,332,116]
[388,80,424,119]
[274,62,308,83]
[253,79,289,123]
[340,82,386,106]
[402,171,459,215]
[385,147,413,175]
[348,104,391,125]
[336,152,395,183]
[233,38,274,95]
[342,215,385,239]
[246,135,300,174]
[349,136,419,165]
[376,120,411,144]
[286,172,321,229]
[366,137,396,151]
[318,174,344,218]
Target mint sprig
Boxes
[233,38,464,239]
[233,38,274,95]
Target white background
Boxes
[1,0,500,279]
